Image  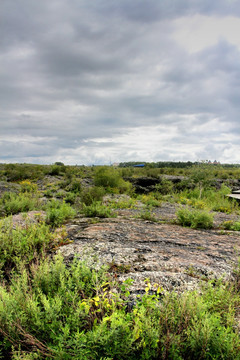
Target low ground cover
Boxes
[1,252,240,359]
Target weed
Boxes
[0,192,42,216]
[138,194,162,207]
[82,202,116,218]
[177,207,214,229]
[220,220,240,231]
[138,210,158,222]
[94,167,132,194]
[0,219,55,278]
[45,200,76,227]
[81,186,106,206]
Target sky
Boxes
[1,0,240,165]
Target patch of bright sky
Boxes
[173,15,240,52]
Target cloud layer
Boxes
[1,0,240,164]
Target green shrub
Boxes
[220,221,240,231]
[82,201,115,218]
[48,164,66,176]
[64,191,77,204]
[20,180,38,193]
[80,186,106,206]
[175,185,237,214]
[44,188,55,198]
[0,220,55,277]
[107,196,137,210]
[45,200,76,227]
[177,207,214,229]
[69,179,82,194]
[158,282,240,359]
[0,192,42,216]
[1,257,240,359]
[0,255,112,359]
[94,167,132,194]
[138,194,162,207]
[138,210,157,222]
[155,178,174,195]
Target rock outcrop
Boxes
[59,204,240,295]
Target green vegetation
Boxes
[175,185,237,214]
[177,207,214,229]
[82,201,115,218]
[0,162,240,358]
[0,192,42,216]
[0,220,66,279]
[1,252,240,359]
[45,200,76,227]
[94,167,132,194]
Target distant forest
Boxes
[119,161,240,168]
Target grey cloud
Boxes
[1,0,240,164]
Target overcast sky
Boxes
[1,0,240,165]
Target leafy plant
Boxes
[20,180,38,193]
[0,220,57,278]
[82,202,115,218]
[220,220,240,231]
[45,200,76,227]
[80,186,106,206]
[94,167,132,194]
[138,194,162,207]
[177,207,214,229]
[0,192,42,216]
[138,210,157,222]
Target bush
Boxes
[220,220,240,231]
[175,185,238,214]
[64,191,77,204]
[1,257,240,359]
[68,179,82,194]
[82,201,115,218]
[0,220,55,277]
[81,186,106,206]
[177,207,214,229]
[20,180,38,193]
[94,167,132,194]
[155,178,174,195]
[0,192,42,216]
[48,164,66,176]
[45,200,76,227]
[138,210,157,222]
[138,194,162,207]
[158,282,240,359]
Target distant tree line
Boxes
[119,161,240,168]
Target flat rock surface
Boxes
[60,211,240,294]
[6,211,46,228]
